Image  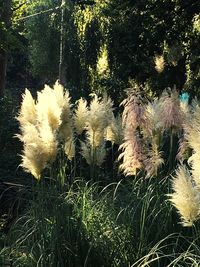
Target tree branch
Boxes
[12,2,26,12]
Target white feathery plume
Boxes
[64,137,75,161]
[86,93,113,148]
[119,129,144,176]
[17,89,37,127]
[143,143,164,177]
[80,93,113,166]
[143,99,161,136]
[74,98,89,135]
[18,122,57,179]
[81,141,106,166]
[105,114,123,145]
[36,85,62,131]
[17,81,74,177]
[168,165,200,227]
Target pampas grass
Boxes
[9,82,200,266]
[121,90,146,130]
[17,84,118,178]
[17,89,37,127]
[158,89,183,131]
[17,81,73,179]
[119,89,165,177]
[144,143,164,177]
[154,54,165,73]
[81,141,106,167]
[74,98,88,135]
[86,93,113,147]
[119,90,146,176]
[17,123,57,179]
[105,114,123,145]
[64,137,75,161]
[80,93,113,167]
[36,85,62,131]
[119,129,144,176]
[183,101,200,187]
[168,165,200,226]
[17,89,58,179]
[119,88,189,177]
[143,99,161,136]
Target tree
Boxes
[104,0,200,95]
[0,0,12,97]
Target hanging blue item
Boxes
[180,92,189,104]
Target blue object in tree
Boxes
[180,92,189,104]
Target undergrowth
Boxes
[1,176,200,267]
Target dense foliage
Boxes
[1,0,199,99]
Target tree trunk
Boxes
[0,0,12,97]
[0,50,7,98]
[59,0,66,85]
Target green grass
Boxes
[1,174,200,267]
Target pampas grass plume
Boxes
[81,141,106,166]
[121,92,146,130]
[106,115,123,145]
[78,93,113,166]
[158,89,183,131]
[168,165,200,227]
[144,143,164,177]
[19,123,57,179]
[154,54,165,73]
[86,93,113,148]
[119,130,143,176]
[143,99,161,135]
[64,137,75,161]
[36,85,62,131]
[17,81,74,178]
[185,121,200,187]
[88,94,113,132]
[17,89,37,127]
[74,98,88,135]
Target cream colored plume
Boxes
[36,85,61,131]
[36,81,71,132]
[18,122,57,179]
[17,89,37,127]
[154,54,165,73]
[57,85,75,160]
[79,93,113,166]
[187,125,200,187]
[184,104,200,187]
[105,115,123,145]
[81,141,106,166]
[144,143,164,177]
[59,122,73,142]
[60,90,71,124]
[88,94,113,131]
[168,165,200,227]
[86,93,113,148]
[74,98,88,135]
[176,136,188,163]
[143,99,161,136]
[119,129,143,176]
[64,137,75,161]
[17,81,74,178]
